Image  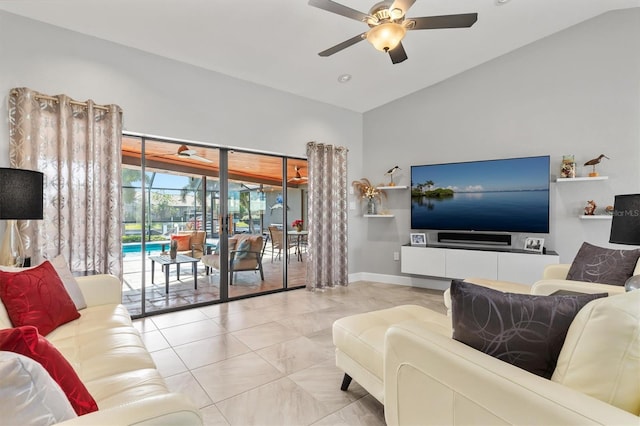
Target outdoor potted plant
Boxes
[292,219,304,232]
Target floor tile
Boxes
[163,371,212,408]
[149,347,188,377]
[216,377,331,426]
[131,280,446,425]
[230,321,301,350]
[289,359,367,413]
[174,333,252,370]
[311,394,386,426]
[160,319,227,346]
[199,404,230,426]
[139,329,171,352]
[151,308,210,329]
[213,308,282,332]
[191,352,283,402]
[256,335,332,374]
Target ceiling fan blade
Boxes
[407,13,478,30]
[318,32,367,57]
[390,0,416,18]
[190,155,213,163]
[308,0,371,22]
[388,42,408,64]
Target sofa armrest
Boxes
[75,274,122,307]
[543,263,571,279]
[56,393,202,425]
[384,321,637,426]
[531,279,625,296]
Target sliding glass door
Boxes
[121,134,307,317]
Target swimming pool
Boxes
[122,241,167,256]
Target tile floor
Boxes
[133,281,447,426]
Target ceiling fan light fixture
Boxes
[366,22,406,52]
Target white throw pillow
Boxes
[0,351,77,425]
[551,290,640,415]
[50,255,87,310]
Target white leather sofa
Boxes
[1,274,203,425]
[334,289,639,425]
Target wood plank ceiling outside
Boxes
[122,136,308,187]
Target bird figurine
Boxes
[584,154,609,177]
[385,166,401,186]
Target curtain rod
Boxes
[9,89,119,113]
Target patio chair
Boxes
[268,226,296,262]
[201,234,265,285]
[168,230,206,259]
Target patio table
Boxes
[149,254,199,293]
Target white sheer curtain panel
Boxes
[9,87,123,277]
[306,141,348,290]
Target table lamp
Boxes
[609,193,640,291]
[0,168,44,267]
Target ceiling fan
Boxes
[288,166,308,183]
[308,0,478,64]
[176,144,212,163]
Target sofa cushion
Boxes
[0,260,80,335]
[233,238,252,261]
[450,280,605,379]
[0,351,77,425]
[0,326,98,415]
[552,290,640,415]
[566,242,640,286]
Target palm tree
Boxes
[425,180,434,191]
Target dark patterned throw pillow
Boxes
[450,280,606,379]
[566,242,640,286]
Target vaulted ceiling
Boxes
[2,0,638,113]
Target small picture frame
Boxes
[524,237,544,253]
[410,233,427,247]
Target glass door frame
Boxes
[123,131,307,318]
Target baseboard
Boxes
[349,272,450,291]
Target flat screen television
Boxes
[411,156,550,233]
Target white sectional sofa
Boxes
[333,285,639,425]
[1,273,202,425]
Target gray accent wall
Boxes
[360,9,640,282]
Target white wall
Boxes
[0,11,364,271]
[360,9,640,282]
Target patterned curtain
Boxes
[9,87,123,277]
[306,142,348,290]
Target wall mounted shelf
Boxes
[579,215,612,220]
[555,176,608,182]
[364,214,394,218]
[377,185,408,190]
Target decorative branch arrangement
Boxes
[352,178,386,202]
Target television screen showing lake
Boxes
[411,190,549,232]
[410,156,550,233]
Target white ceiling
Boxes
[1,0,639,112]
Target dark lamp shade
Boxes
[609,194,640,245]
[0,168,44,220]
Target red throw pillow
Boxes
[171,234,191,251]
[0,326,99,415]
[0,260,80,336]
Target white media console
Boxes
[401,245,559,285]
